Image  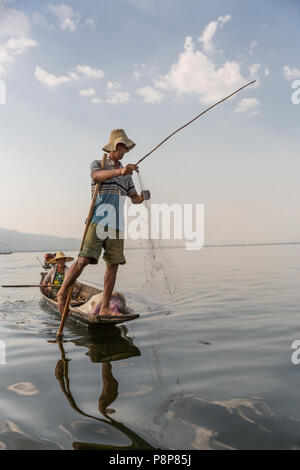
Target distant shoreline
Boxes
[205,242,300,248]
[3,242,300,254]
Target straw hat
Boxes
[102,129,135,153]
[48,252,74,264]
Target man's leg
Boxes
[57,257,90,313]
[99,264,120,316]
[98,362,118,416]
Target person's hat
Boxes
[102,129,135,153]
[48,252,74,264]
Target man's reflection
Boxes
[54,325,157,449]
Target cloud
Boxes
[78,88,95,96]
[0,45,13,77]
[40,5,94,31]
[249,111,260,117]
[48,3,80,31]
[68,71,79,80]
[138,17,263,106]
[35,66,76,87]
[137,86,164,104]
[76,64,104,79]
[249,40,258,56]
[133,63,158,80]
[0,3,30,37]
[235,97,260,113]
[198,14,231,53]
[35,64,105,88]
[4,37,36,53]
[264,68,269,76]
[63,18,77,31]
[0,3,36,77]
[249,63,261,86]
[154,35,248,105]
[91,97,102,103]
[107,81,120,90]
[106,90,130,104]
[283,65,300,81]
[106,79,130,103]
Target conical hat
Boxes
[102,129,135,153]
[48,251,74,264]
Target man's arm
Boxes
[92,168,122,183]
[92,164,138,184]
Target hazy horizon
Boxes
[1,225,300,252]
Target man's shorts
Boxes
[78,223,126,265]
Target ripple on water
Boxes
[0,419,64,450]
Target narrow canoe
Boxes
[40,273,139,328]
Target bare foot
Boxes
[99,307,124,317]
[57,292,67,315]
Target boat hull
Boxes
[40,274,139,328]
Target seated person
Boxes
[42,252,79,299]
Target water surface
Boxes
[0,245,300,450]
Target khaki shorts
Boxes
[78,223,126,265]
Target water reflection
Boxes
[54,325,158,450]
[71,324,141,364]
[7,382,39,396]
[0,419,63,450]
[148,392,300,450]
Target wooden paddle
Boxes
[56,153,107,339]
[2,284,67,288]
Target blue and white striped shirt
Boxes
[90,157,137,230]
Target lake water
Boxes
[0,245,300,450]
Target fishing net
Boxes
[136,172,176,301]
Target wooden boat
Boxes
[40,273,139,328]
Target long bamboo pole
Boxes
[56,154,107,339]
[136,80,256,166]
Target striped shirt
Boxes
[90,157,137,198]
[90,157,137,230]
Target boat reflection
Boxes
[55,325,158,450]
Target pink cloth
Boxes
[92,298,124,315]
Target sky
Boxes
[0,0,299,245]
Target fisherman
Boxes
[42,251,74,298]
[57,129,150,317]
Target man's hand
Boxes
[121,164,139,176]
[131,190,151,204]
